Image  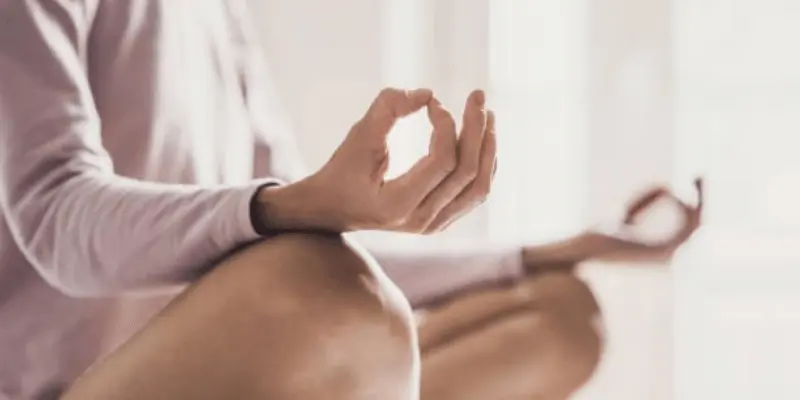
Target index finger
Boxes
[380,99,458,213]
[624,187,669,225]
[358,87,433,139]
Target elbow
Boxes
[36,262,123,298]
[49,280,108,299]
[34,254,183,298]
[39,264,178,298]
[14,223,122,298]
[22,234,149,298]
[6,176,152,298]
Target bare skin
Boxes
[62,234,600,400]
[257,87,497,235]
[63,234,419,400]
[415,180,704,400]
[57,75,705,398]
[62,181,702,400]
[61,88,500,399]
[418,274,602,400]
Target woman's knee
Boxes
[208,233,419,397]
[521,272,602,324]
[523,273,604,395]
[215,233,412,319]
[536,311,603,397]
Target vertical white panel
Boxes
[487,0,588,243]
[674,1,800,399]
[382,0,432,178]
[675,0,800,232]
[251,0,385,170]
[586,0,675,223]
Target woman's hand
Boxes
[578,177,705,263]
[521,178,704,272]
[616,177,704,256]
[255,88,497,234]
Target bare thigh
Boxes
[61,233,418,400]
[418,273,604,400]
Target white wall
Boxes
[247,2,677,400]
[587,0,675,222]
[250,0,493,239]
[248,0,387,171]
[246,3,800,399]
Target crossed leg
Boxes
[61,233,603,400]
[62,233,419,400]
[418,273,604,400]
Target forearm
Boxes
[355,225,674,309]
[521,231,598,270]
[0,1,273,297]
[3,167,270,297]
[362,240,524,308]
[353,231,634,309]
[522,229,674,270]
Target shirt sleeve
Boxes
[360,237,525,308]
[0,1,268,297]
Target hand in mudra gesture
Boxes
[258,88,497,234]
[619,177,704,255]
[576,177,704,264]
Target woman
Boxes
[0,1,701,399]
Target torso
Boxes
[0,1,265,397]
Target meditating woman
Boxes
[0,1,701,399]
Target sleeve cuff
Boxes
[496,245,526,283]
[232,179,286,242]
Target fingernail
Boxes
[472,89,485,106]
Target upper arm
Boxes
[0,0,105,175]
[0,1,272,296]
[0,0,106,273]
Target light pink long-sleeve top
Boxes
[0,1,522,398]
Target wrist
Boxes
[254,179,334,232]
[521,230,599,273]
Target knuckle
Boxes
[377,203,420,230]
[378,87,401,102]
[366,210,389,228]
[372,206,403,228]
[463,190,485,207]
[455,162,480,182]
[404,212,432,234]
[369,88,402,119]
[388,211,410,227]
[481,184,493,200]
[436,153,458,174]
[425,218,449,234]
[476,174,493,194]
[466,184,489,205]
[421,225,440,235]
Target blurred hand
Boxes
[584,177,705,263]
[257,88,497,234]
[620,177,704,252]
[521,178,704,273]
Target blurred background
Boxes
[248,0,800,398]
